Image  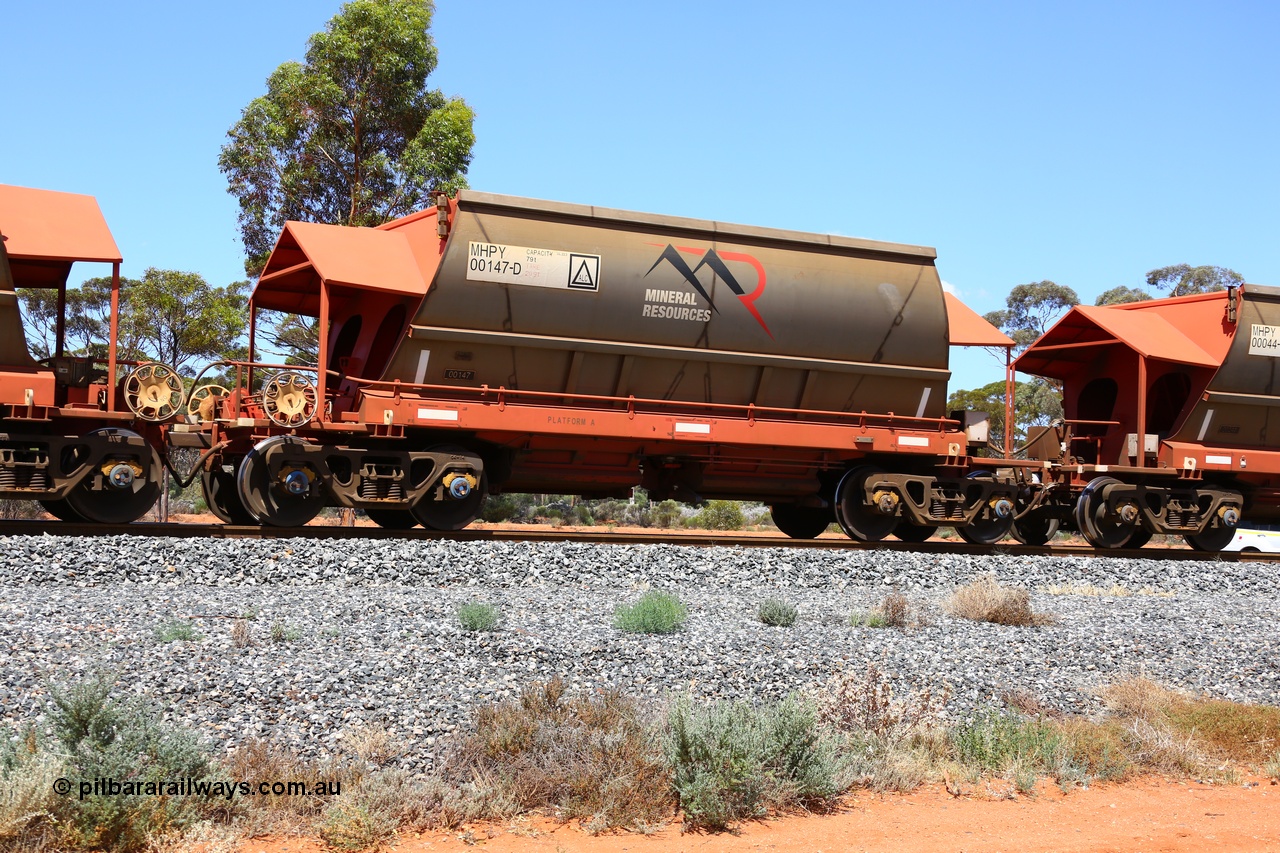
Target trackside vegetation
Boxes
[4,672,1279,851]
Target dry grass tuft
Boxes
[230,618,253,649]
[852,592,931,630]
[1042,583,1173,598]
[1099,677,1280,772]
[946,574,1054,626]
[445,678,670,832]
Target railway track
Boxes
[0,519,1272,562]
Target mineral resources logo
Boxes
[642,244,773,339]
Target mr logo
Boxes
[644,245,773,338]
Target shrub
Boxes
[815,665,948,742]
[456,602,500,632]
[757,598,798,627]
[850,592,927,630]
[48,674,213,851]
[613,591,688,634]
[1265,751,1280,781]
[850,610,889,628]
[479,493,525,523]
[689,501,745,530]
[222,738,341,818]
[447,679,669,832]
[231,618,253,648]
[0,727,63,845]
[951,708,1063,773]
[320,800,397,851]
[154,620,202,643]
[665,695,845,831]
[879,592,911,628]
[651,500,683,529]
[1100,677,1280,768]
[269,621,302,643]
[946,574,1053,626]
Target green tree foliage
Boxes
[947,379,1062,455]
[982,281,1080,352]
[17,271,248,375]
[1146,264,1243,297]
[219,0,476,278]
[1095,285,1152,306]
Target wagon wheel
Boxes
[1126,526,1154,549]
[833,466,898,542]
[63,428,162,523]
[1184,524,1235,552]
[235,436,326,527]
[364,508,420,530]
[411,445,488,531]
[956,472,1015,545]
[262,372,318,428]
[201,465,256,525]
[187,384,229,422]
[769,504,832,539]
[1073,476,1140,549]
[40,499,89,523]
[1011,515,1060,546]
[892,520,935,542]
[123,362,185,422]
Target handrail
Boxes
[199,360,966,433]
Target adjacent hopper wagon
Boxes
[0,185,183,523]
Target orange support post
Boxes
[1004,346,1014,459]
[107,261,119,412]
[317,282,329,421]
[1136,355,1147,468]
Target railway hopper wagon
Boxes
[1015,286,1279,551]
[0,185,185,523]
[186,191,1020,540]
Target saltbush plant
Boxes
[456,602,501,632]
[664,695,845,831]
[22,674,215,852]
[154,620,202,643]
[613,591,688,634]
[757,598,798,627]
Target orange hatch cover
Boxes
[944,292,1015,347]
[254,221,428,314]
[1016,303,1219,380]
[0,184,121,263]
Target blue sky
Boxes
[2,0,1276,388]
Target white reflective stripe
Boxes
[414,350,431,384]
[898,436,929,447]
[1206,454,1232,465]
[674,422,711,434]
[915,387,931,418]
[1196,409,1214,441]
[417,408,459,421]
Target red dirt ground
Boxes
[235,776,1280,853]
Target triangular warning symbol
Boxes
[572,259,595,287]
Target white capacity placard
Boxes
[466,242,600,291]
[1249,324,1280,357]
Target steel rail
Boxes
[0,520,1271,562]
